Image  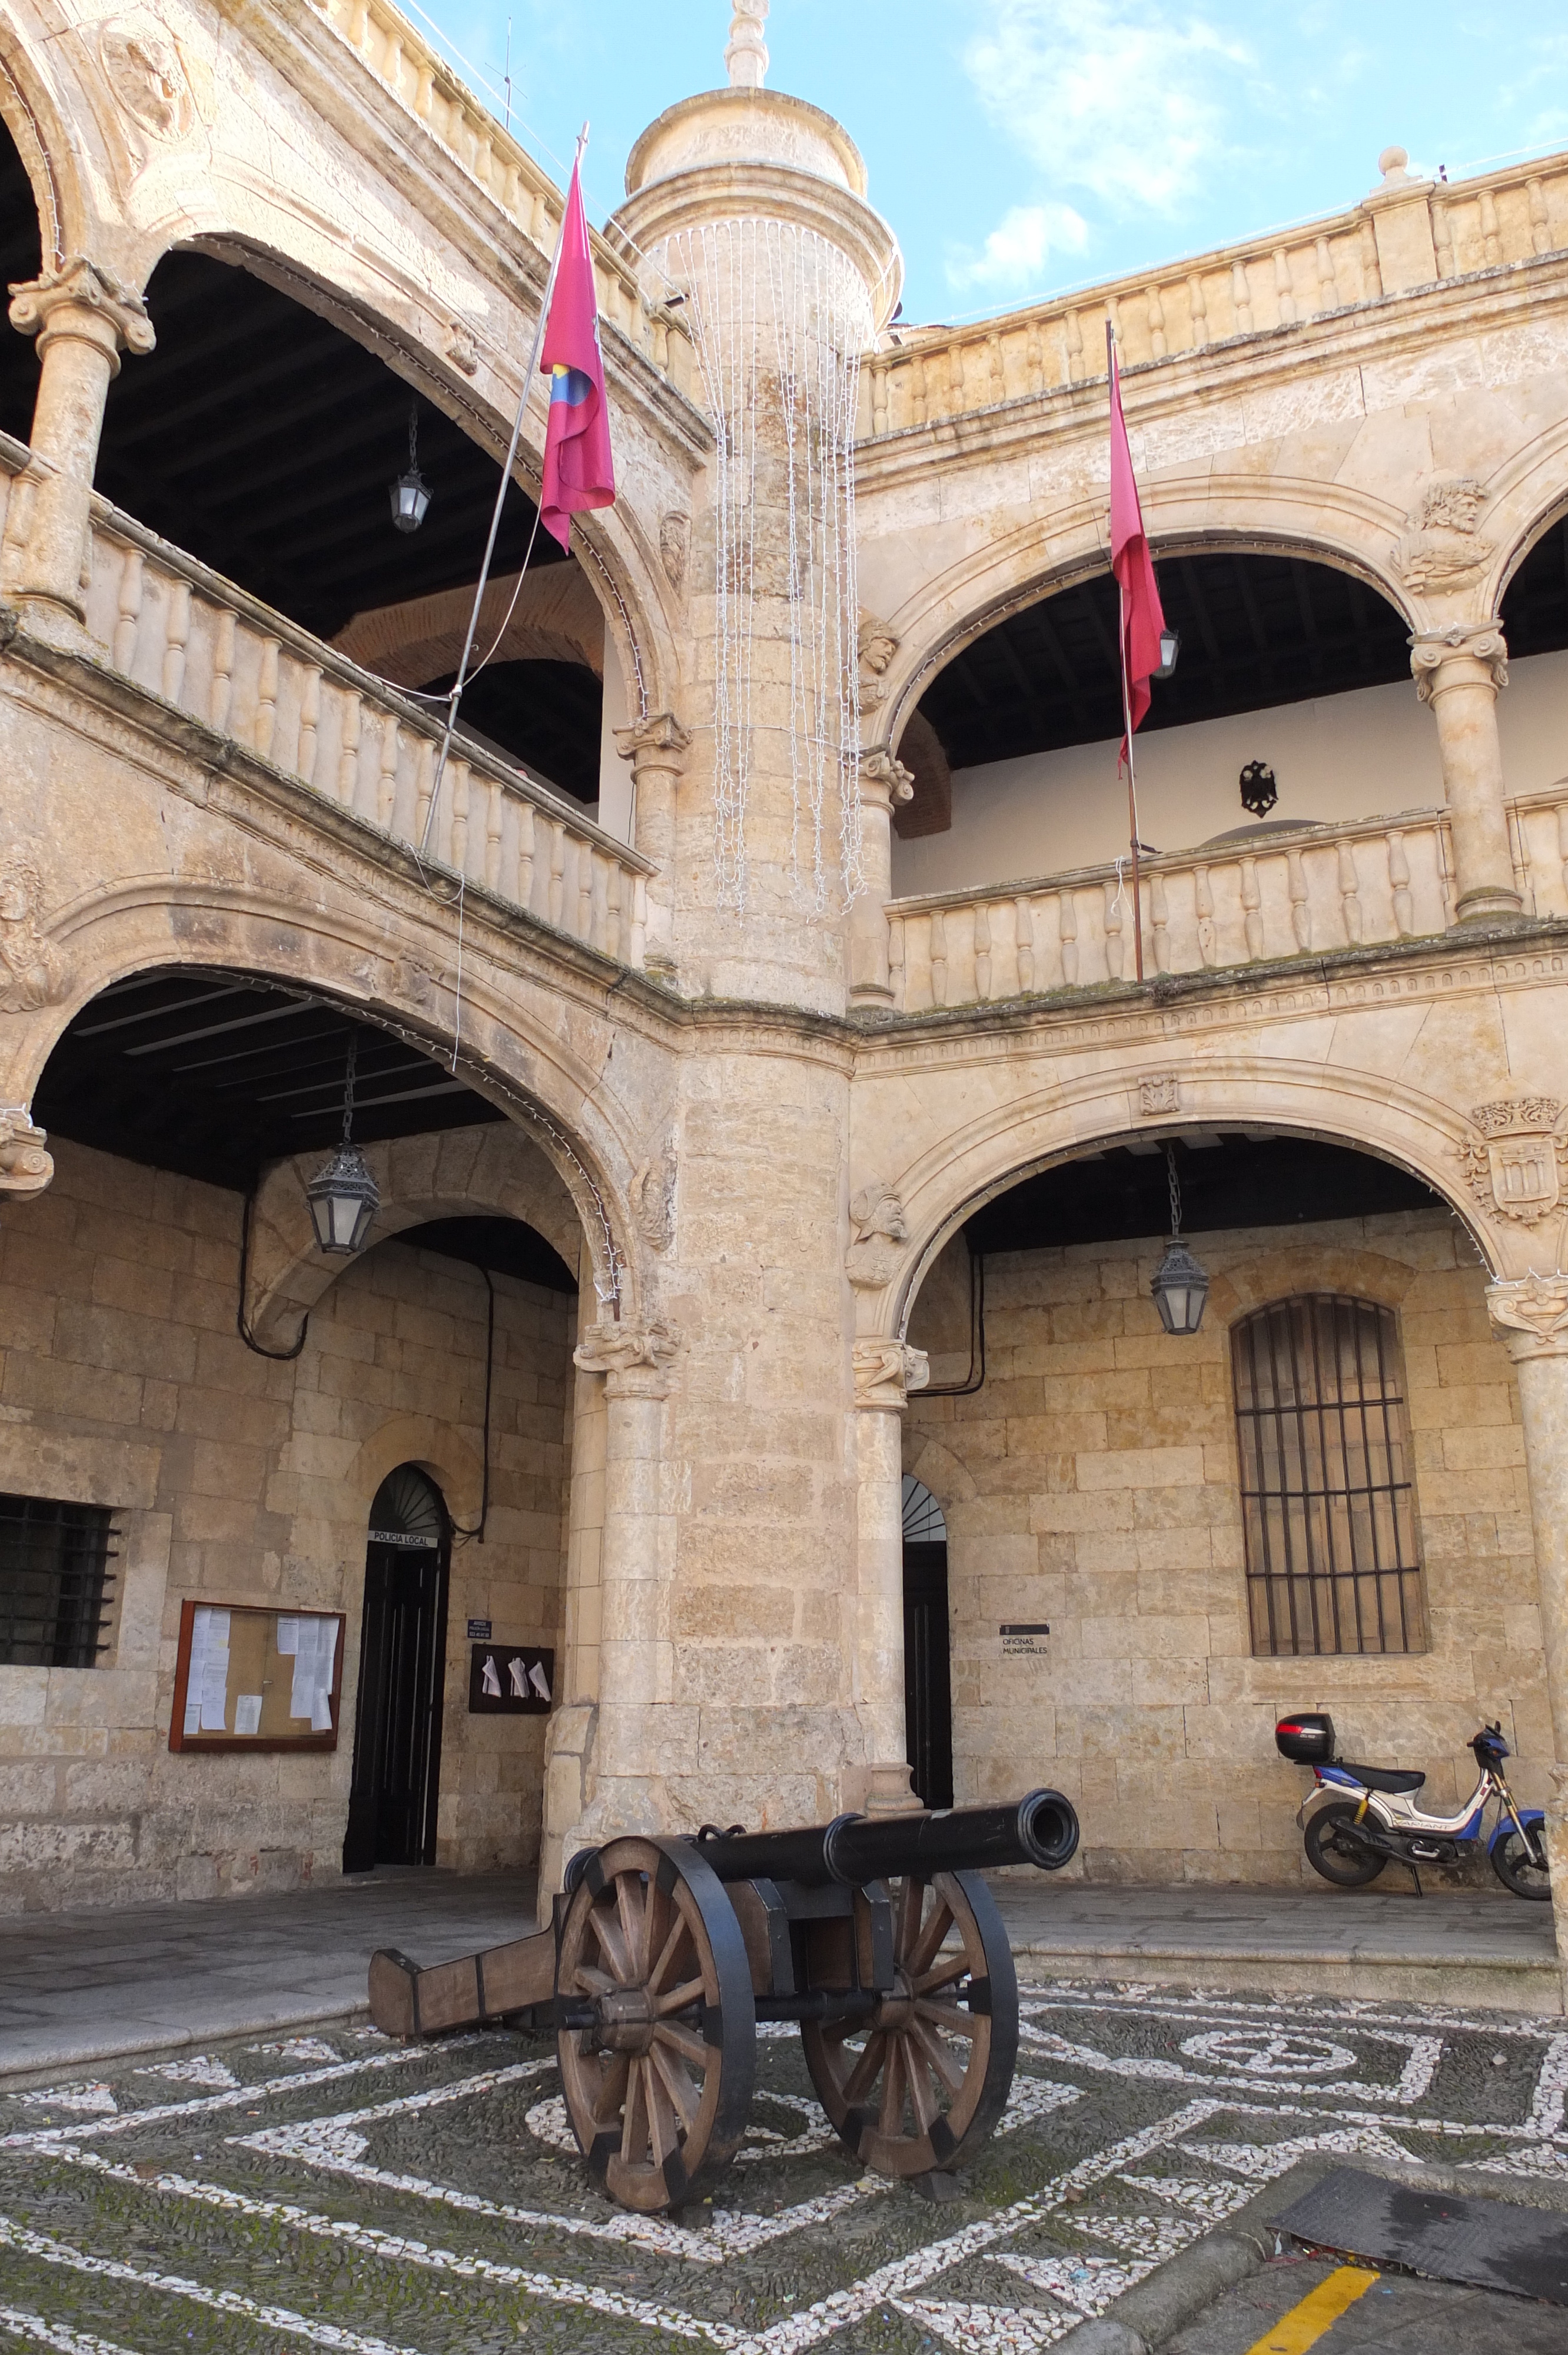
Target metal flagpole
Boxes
[419,122,589,857]
[1108,320,1145,984]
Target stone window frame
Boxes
[1230,1291,1427,1660]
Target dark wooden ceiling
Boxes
[0,121,602,799]
[966,1133,1441,1254]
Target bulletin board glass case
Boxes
[168,1600,346,1753]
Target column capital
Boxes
[1410,620,1508,701]
[8,256,155,370]
[1487,1271,1568,1361]
[574,1317,680,1397]
[614,712,691,774]
[0,1103,52,1196]
[852,1336,929,1412]
[859,745,914,810]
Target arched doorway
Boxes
[344,1464,450,1873]
[902,1475,952,1809]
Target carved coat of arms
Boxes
[1456,1098,1568,1225]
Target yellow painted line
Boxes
[1244,2265,1381,2355]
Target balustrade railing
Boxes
[860,151,1568,440]
[308,0,693,397]
[0,449,650,969]
[887,791,1568,1013]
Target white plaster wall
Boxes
[891,648,1568,897]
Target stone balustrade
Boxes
[887,790,1568,1013]
[859,153,1568,439]
[0,452,650,968]
[309,0,693,395]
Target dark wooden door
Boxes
[902,1539,953,1810]
[343,1539,447,1872]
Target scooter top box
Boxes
[1276,1711,1336,1763]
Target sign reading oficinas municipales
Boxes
[1000,1622,1050,1658]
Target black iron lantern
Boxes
[389,399,431,535]
[1150,1144,1210,1336]
[1152,626,1180,680]
[307,1037,380,1256]
[1240,759,1278,818]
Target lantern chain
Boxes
[1166,1143,1182,1239]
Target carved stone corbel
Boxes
[852,1338,929,1412]
[846,1180,908,1289]
[0,1104,53,1195]
[1410,621,1509,701]
[1486,1272,1568,1359]
[573,1319,680,1397]
[614,712,692,773]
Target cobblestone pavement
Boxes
[3,1982,1568,2354]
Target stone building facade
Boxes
[1,0,1568,1998]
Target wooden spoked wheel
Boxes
[801,1868,1018,2180]
[556,1836,756,2213]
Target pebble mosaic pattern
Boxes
[3,1987,1567,2352]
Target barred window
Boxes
[0,1495,119,1667]
[1232,1296,1425,1657]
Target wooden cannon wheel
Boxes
[556,1836,756,2213]
[801,1868,1018,2180]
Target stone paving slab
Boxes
[992,1881,1562,2014]
[4,1874,1559,2084]
[0,1871,537,2079]
[5,1979,1568,2353]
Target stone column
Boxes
[567,1319,679,1850]
[1487,1271,1568,1987]
[4,258,154,631]
[852,1336,928,1813]
[614,711,690,969]
[849,749,912,1008]
[1411,624,1522,925]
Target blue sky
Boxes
[412,1,1568,324]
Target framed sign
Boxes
[168,1601,346,1753]
[468,1642,554,1716]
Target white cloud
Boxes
[962,0,1257,217]
[945,201,1090,291]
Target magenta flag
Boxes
[539,159,615,550]
[1108,341,1167,763]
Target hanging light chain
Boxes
[1165,1142,1183,1238]
[342,1033,358,1145]
[407,398,419,473]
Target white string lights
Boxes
[659,220,870,914]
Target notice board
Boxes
[168,1600,346,1753]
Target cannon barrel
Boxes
[685,1789,1078,1888]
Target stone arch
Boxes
[1208,1245,1421,1330]
[0,27,89,268]
[245,1121,583,1351]
[118,220,673,718]
[1481,416,1568,618]
[13,898,650,1322]
[900,1432,978,1518]
[870,1063,1501,1346]
[878,480,1419,759]
[344,1417,486,1533]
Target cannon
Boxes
[368,1789,1079,2213]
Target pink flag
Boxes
[1108,341,1167,764]
[539,160,614,550]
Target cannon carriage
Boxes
[368,1789,1079,2213]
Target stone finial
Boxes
[726,0,769,89]
[1377,145,1411,185]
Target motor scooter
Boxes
[1276,1713,1549,1900]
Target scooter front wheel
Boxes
[1492,1825,1551,1902]
[1304,1801,1386,1888]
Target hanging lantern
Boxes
[307,1036,380,1255]
[1150,1143,1210,1336]
[1153,626,1180,679]
[389,399,431,534]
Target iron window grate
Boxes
[0,1494,119,1668]
[1232,1295,1425,1657]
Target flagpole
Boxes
[420,122,590,855]
[1108,320,1145,984]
